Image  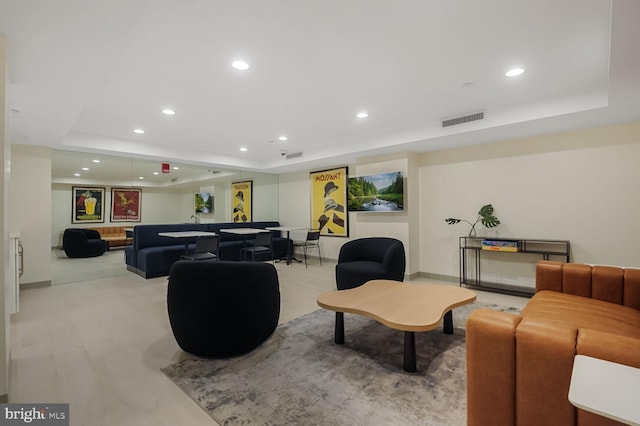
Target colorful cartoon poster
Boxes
[111,188,141,222]
[231,181,252,223]
[310,167,348,237]
[72,186,105,223]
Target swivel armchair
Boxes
[62,228,108,258]
[167,260,280,357]
[335,237,406,290]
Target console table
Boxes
[459,236,570,296]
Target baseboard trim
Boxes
[405,271,421,281]
[21,280,52,289]
[418,272,459,283]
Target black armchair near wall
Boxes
[167,260,280,358]
[335,237,406,290]
[62,228,108,258]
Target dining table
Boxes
[265,226,307,265]
[158,231,217,256]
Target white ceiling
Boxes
[2,0,640,176]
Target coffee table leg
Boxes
[335,312,345,344]
[404,331,417,372]
[443,310,453,334]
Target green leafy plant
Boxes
[445,204,501,236]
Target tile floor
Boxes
[10,251,528,425]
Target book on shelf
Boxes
[481,239,520,252]
[481,245,519,252]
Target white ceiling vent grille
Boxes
[286,151,303,159]
[442,111,484,128]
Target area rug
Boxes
[162,301,520,426]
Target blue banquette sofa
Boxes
[125,221,291,278]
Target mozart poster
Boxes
[310,167,348,237]
[231,181,252,223]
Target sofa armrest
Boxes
[577,328,640,368]
[515,318,578,425]
[466,309,521,426]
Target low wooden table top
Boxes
[317,280,477,332]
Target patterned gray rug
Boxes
[162,301,519,426]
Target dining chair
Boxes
[293,230,321,268]
[181,236,219,261]
[240,232,274,263]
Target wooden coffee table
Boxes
[317,280,477,372]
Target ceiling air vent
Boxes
[442,111,484,128]
[285,151,303,160]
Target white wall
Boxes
[279,155,416,266]
[0,34,9,399]
[222,175,279,223]
[11,146,52,285]
[51,184,186,247]
[51,174,281,246]
[278,171,316,247]
[278,121,640,288]
[420,120,640,287]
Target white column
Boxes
[0,34,10,400]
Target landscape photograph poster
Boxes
[310,166,348,237]
[347,171,404,212]
[231,181,252,222]
[111,188,141,222]
[72,186,105,223]
[195,192,213,214]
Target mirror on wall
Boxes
[50,149,279,284]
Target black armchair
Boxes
[62,228,108,258]
[335,237,406,290]
[167,260,280,358]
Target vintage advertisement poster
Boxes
[231,181,252,222]
[310,167,348,237]
[111,188,141,222]
[72,186,105,223]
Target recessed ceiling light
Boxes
[133,129,145,134]
[153,172,159,175]
[82,167,89,171]
[172,166,179,170]
[232,60,249,71]
[240,147,248,152]
[74,173,81,177]
[139,176,145,180]
[356,112,369,119]
[278,136,288,141]
[505,68,525,77]
[162,109,176,116]
[92,159,100,163]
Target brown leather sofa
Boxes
[87,226,131,248]
[466,260,640,426]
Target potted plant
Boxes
[445,204,501,236]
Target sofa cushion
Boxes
[522,290,640,339]
[136,245,186,278]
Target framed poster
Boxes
[195,192,213,214]
[72,186,105,223]
[310,166,348,237]
[231,181,252,223]
[111,188,142,222]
